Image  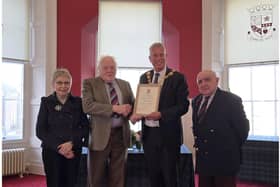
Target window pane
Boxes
[242,101,252,135]
[276,64,279,100]
[276,65,279,136]
[2,0,30,60]
[98,1,162,141]
[98,1,161,68]
[1,62,24,140]
[252,65,275,100]
[228,66,251,100]
[252,101,275,136]
[228,63,278,138]
[277,101,280,136]
[117,68,150,95]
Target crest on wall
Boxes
[248,4,276,40]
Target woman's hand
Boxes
[58,141,74,159]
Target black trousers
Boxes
[143,127,180,187]
[42,147,81,187]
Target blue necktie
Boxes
[154,72,160,83]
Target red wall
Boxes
[162,0,202,97]
[57,0,98,95]
[57,0,201,97]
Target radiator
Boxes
[2,148,25,177]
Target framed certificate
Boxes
[134,84,161,115]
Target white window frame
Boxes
[1,59,27,142]
[97,1,162,133]
[227,62,279,140]
[2,0,31,144]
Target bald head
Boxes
[196,70,219,96]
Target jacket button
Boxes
[204,139,208,143]
[195,148,199,151]
[205,151,208,155]
[210,129,214,132]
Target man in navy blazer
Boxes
[131,42,189,187]
[192,70,249,187]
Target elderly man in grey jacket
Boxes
[82,55,134,187]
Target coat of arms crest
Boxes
[248,4,276,40]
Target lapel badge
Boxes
[54,104,62,111]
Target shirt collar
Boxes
[203,87,218,102]
[153,67,166,77]
[51,92,73,103]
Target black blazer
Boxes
[192,88,249,175]
[36,92,89,152]
[140,67,189,146]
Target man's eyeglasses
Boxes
[55,81,70,85]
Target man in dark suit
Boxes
[82,56,134,187]
[131,42,189,187]
[192,70,249,187]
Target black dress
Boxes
[36,92,89,187]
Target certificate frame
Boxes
[134,84,161,115]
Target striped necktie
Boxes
[197,96,210,123]
[108,82,119,105]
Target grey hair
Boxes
[149,42,166,54]
[97,55,117,72]
[52,68,72,84]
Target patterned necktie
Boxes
[108,83,119,105]
[153,72,160,84]
[197,96,210,123]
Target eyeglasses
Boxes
[55,81,71,85]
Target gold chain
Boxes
[145,70,176,85]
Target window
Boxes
[98,1,162,68]
[1,62,24,140]
[2,0,30,60]
[2,0,30,141]
[98,1,162,133]
[116,68,150,131]
[228,63,279,138]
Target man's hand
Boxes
[130,114,143,124]
[112,104,132,117]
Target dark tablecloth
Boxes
[76,145,195,187]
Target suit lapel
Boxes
[198,89,221,123]
[149,70,154,84]
[115,79,126,103]
[96,77,110,104]
[193,95,203,123]
[160,68,170,91]
[158,68,172,99]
